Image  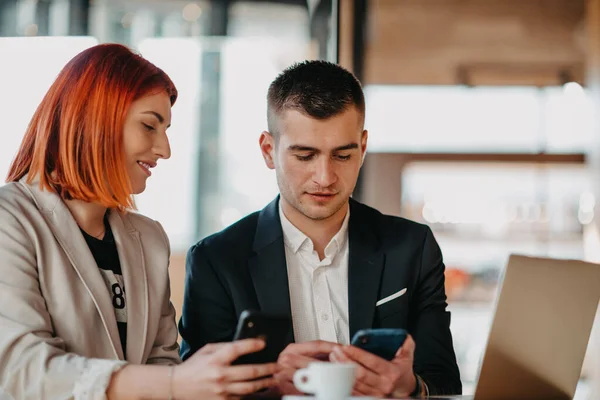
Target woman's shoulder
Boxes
[0,182,43,238]
[0,181,37,212]
[0,181,28,200]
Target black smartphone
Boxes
[231,309,292,365]
[350,328,408,361]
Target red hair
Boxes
[7,43,178,210]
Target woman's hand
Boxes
[173,339,278,400]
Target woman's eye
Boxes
[142,123,155,131]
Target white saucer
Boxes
[282,396,377,400]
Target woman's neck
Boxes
[64,198,108,239]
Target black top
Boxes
[178,197,462,396]
[81,214,127,359]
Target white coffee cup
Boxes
[293,362,356,400]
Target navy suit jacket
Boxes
[179,197,462,395]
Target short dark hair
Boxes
[267,60,365,136]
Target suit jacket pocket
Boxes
[376,293,407,320]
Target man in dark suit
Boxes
[179,60,461,397]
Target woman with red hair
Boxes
[0,44,276,400]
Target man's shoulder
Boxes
[352,199,431,238]
[189,210,261,256]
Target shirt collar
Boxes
[279,200,350,256]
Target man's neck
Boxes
[280,199,349,260]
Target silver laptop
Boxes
[469,254,600,400]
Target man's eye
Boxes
[296,154,314,161]
[336,154,351,161]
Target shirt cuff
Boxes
[73,358,127,400]
[409,373,429,398]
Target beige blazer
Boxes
[0,179,181,400]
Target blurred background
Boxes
[1,0,600,397]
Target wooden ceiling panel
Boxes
[364,0,586,85]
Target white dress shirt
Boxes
[279,203,351,344]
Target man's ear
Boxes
[360,129,368,166]
[259,131,276,170]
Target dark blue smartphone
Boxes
[350,328,408,361]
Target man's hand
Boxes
[274,341,339,395]
[330,335,417,398]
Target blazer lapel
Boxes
[109,211,148,364]
[21,181,123,359]
[248,197,295,344]
[348,199,385,340]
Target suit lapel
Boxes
[109,211,148,364]
[247,197,386,344]
[22,181,123,359]
[248,197,295,344]
[348,199,385,340]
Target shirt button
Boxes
[322,314,329,321]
